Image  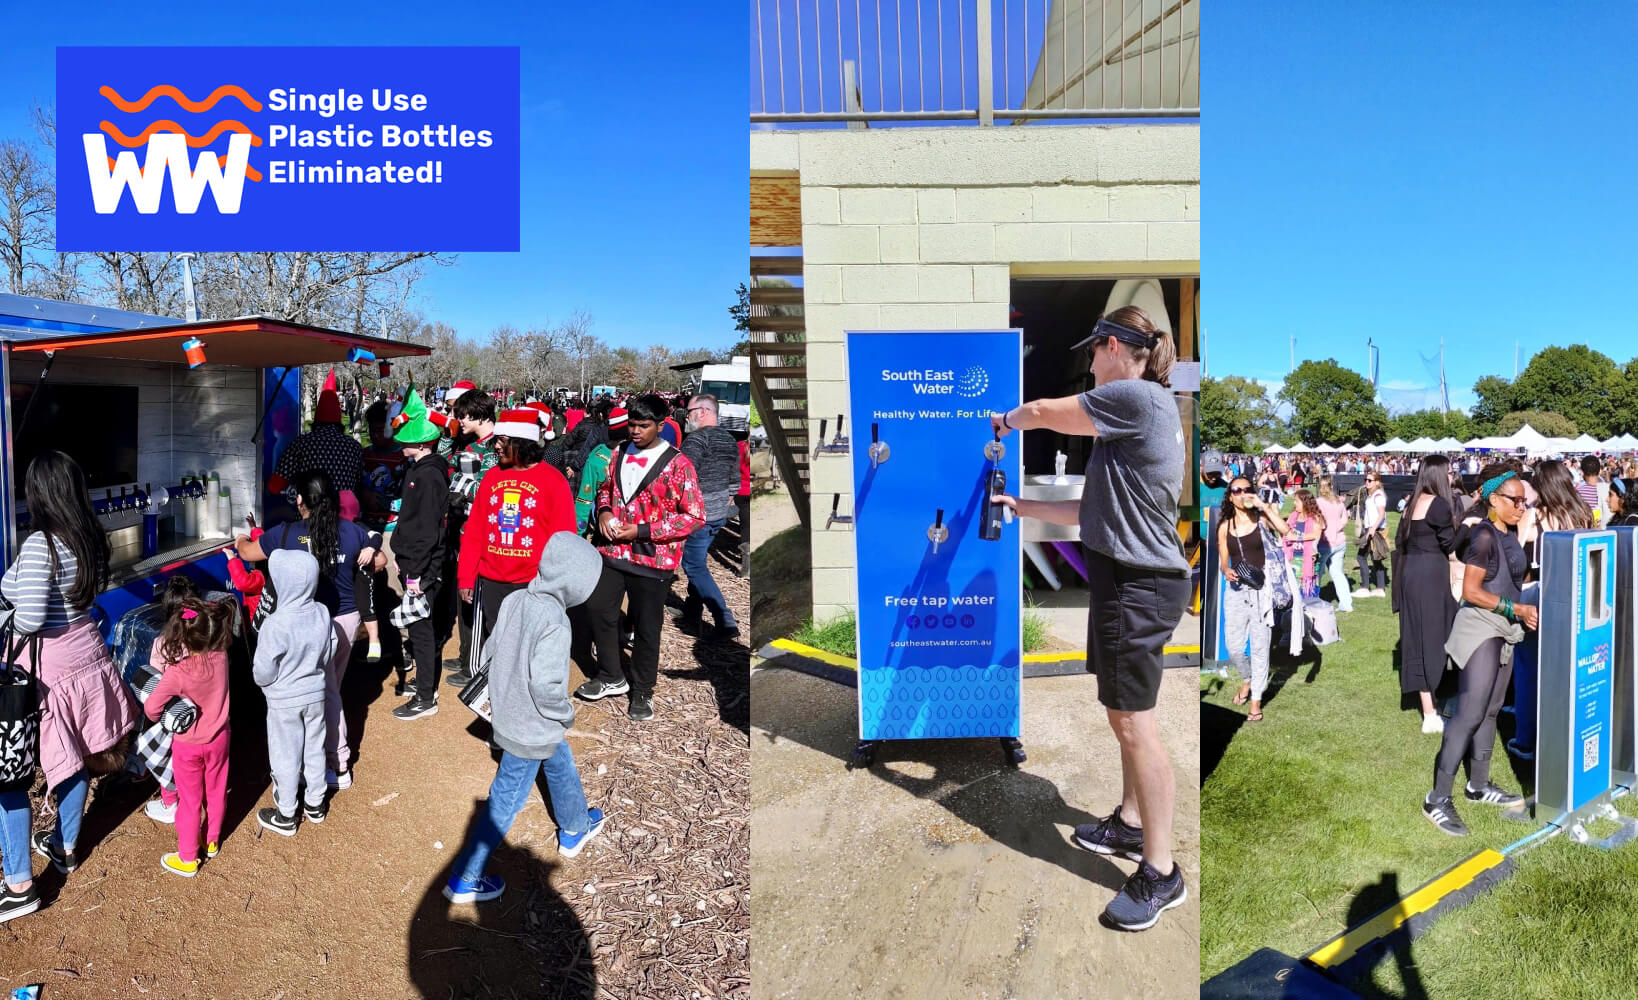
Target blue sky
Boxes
[0,0,743,350]
[1206,3,1638,415]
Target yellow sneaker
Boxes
[161,852,199,878]
[205,842,220,859]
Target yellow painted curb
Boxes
[766,638,859,670]
[1307,849,1508,969]
[768,639,1197,667]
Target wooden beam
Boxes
[750,340,807,355]
[1179,277,1197,359]
[749,285,805,306]
[749,316,806,333]
[751,176,803,247]
[753,366,808,379]
[751,256,804,276]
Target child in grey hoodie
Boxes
[253,550,338,835]
[444,531,606,905]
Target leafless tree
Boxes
[0,140,53,293]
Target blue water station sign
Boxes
[1538,530,1617,821]
[846,330,1023,743]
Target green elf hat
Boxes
[391,386,444,445]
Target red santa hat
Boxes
[525,401,555,440]
[444,379,478,403]
[607,407,628,429]
[316,368,343,423]
[493,408,542,442]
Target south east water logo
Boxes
[80,83,261,214]
[881,364,990,397]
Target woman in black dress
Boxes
[1394,455,1458,734]
[1422,463,1536,836]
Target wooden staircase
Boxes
[748,255,809,527]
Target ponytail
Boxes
[1101,304,1176,387]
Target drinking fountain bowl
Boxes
[1019,474,1085,542]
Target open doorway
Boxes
[1010,275,1201,667]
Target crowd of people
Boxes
[1206,445,1638,837]
[0,375,750,923]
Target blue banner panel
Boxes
[847,330,1022,741]
[56,47,519,250]
[1572,532,1615,811]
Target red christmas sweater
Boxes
[594,444,705,577]
[457,462,576,589]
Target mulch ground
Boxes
[1,526,749,1000]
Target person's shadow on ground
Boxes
[406,798,596,999]
[754,670,1126,890]
[1347,871,1430,1000]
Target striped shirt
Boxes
[1577,480,1605,522]
[1,533,88,633]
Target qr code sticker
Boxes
[1584,734,1600,772]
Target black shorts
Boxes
[1085,547,1190,712]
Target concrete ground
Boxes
[750,664,1200,1000]
[1029,579,1201,653]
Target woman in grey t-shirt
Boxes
[989,305,1190,933]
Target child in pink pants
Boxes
[146,598,237,876]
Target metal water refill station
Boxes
[845,330,1024,767]
[1611,526,1638,791]
[1535,529,1629,843]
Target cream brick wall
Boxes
[751,125,1199,622]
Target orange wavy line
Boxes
[99,120,263,148]
[100,83,262,113]
[105,155,262,182]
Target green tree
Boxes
[1497,410,1578,438]
[1469,375,1516,436]
[1509,345,1622,438]
[1200,375,1281,452]
[1390,408,1474,442]
[1278,360,1392,446]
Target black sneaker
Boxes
[32,830,77,874]
[441,657,463,673]
[707,625,741,642]
[1423,795,1469,836]
[628,695,654,722]
[303,802,328,825]
[257,807,298,837]
[1101,861,1186,931]
[575,678,630,701]
[0,883,40,924]
[444,669,475,689]
[1465,782,1524,807]
[392,695,439,720]
[1071,805,1144,863]
[394,673,412,697]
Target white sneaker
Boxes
[145,798,177,824]
[1421,713,1444,734]
[326,768,353,791]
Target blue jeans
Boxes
[452,743,591,884]
[0,788,31,886]
[52,768,89,851]
[681,518,736,629]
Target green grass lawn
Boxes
[1202,513,1638,998]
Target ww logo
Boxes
[81,132,253,214]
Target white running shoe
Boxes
[326,768,353,791]
[145,798,177,824]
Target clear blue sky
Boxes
[1206,3,1638,414]
[0,0,743,350]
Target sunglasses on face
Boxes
[1230,487,1251,495]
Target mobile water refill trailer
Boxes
[1535,529,1630,842]
[846,330,1024,765]
[0,294,429,633]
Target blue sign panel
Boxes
[56,47,519,250]
[1572,532,1616,811]
[847,330,1022,741]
